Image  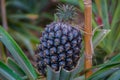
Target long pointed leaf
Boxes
[0,26,37,80]
[70,54,84,80]
[60,69,71,80]
[100,0,110,29]
[87,62,120,80]
[47,66,60,80]
[93,29,110,49]
[7,57,26,77]
[0,61,22,80]
[107,70,120,80]
[11,32,35,58]
[110,53,120,62]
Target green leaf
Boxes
[6,0,31,12]
[109,0,117,15]
[92,15,98,28]
[46,55,84,80]
[70,54,84,80]
[100,0,110,29]
[111,0,120,29]
[93,29,110,49]
[110,53,120,62]
[107,70,120,80]
[87,62,120,80]
[88,68,118,80]
[47,66,60,80]
[20,23,43,32]
[59,69,71,80]
[9,14,30,20]
[78,0,84,11]
[60,55,84,80]
[7,57,26,77]
[11,32,35,58]
[0,73,8,80]
[0,26,37,80]
[9,22,40,43]
[60,0,79,6]
[0,61,22,80]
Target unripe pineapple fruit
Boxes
[36,4,82,76]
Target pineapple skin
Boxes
[36,22,82,76]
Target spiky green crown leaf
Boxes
[56,4,77,22]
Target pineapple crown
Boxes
[55,4,77,22]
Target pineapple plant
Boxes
[36,4,83,80]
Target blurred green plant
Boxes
[0,0,51,60]
[92,0,120,63]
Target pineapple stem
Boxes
[83,0,93,78]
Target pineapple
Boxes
[36,4,82,77]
